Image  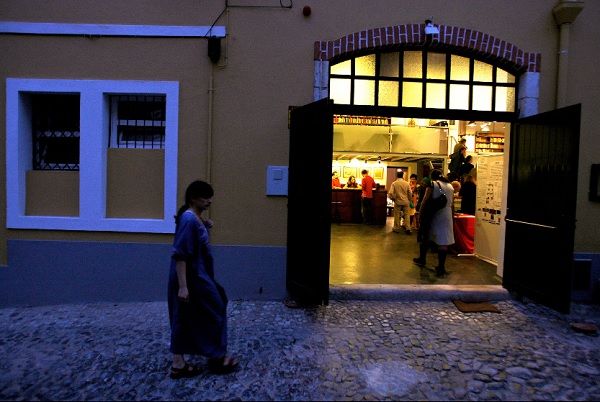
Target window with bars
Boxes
[329,51,517,113]
[109,95,166,149]
[31,94,80,171]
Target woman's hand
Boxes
[178,286,190,302]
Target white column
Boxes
[552,0,584,109]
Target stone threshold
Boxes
[329,284,510,302]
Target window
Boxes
[109,95,166,149]
[329,50,517,113]
[6,78,179,233]
[31,94,80,170]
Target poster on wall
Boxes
[476,155,503,225]
[373,167,384,180]
[342,166,357,178]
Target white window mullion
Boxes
[79,89,107,225]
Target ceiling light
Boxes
[467,121,477,127]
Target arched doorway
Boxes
[288,23,579,313]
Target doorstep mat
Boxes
[452,300,501,313]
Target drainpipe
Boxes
[207,66,214,184]
[552,0,584,108]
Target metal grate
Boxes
[31,94,80,170]
[33,130,80,170]
[109,95,166,149]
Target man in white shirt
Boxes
[387,170,412,234]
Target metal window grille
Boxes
[31,94,80,171]
[109,95,166,149]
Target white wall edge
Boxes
[0,21,226,38]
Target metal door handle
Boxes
[505,218,557,230]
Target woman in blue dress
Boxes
[168,180,238,378]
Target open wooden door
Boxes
[503,104,580,313]
[286,99,333,305]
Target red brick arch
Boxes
[314,23,540,73]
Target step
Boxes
[330,284,510,302]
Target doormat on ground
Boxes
[452,300,501,313]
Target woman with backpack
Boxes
[413,169,455,277]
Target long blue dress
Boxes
[168,210,227,358]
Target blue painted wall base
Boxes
[0,240,287,307]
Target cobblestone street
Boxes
[1,299,599,401]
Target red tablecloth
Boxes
[452,213,475,254]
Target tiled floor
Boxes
[330,218,502,286]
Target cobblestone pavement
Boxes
[1,299,599,401]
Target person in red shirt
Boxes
[361,169,376,224]
[331,171,342,188]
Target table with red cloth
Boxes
[452,213,475,254]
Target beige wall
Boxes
[106,149,164,219]
[1,0,600,265]
[566,2,600,252]
[26,171,79,216]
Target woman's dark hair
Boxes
[175,180,214,226]
[430,169,449,183]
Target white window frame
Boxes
[6,78,179,233]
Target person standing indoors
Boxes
[414,176,431,230]
[414,169,455,277]
[448,146,466,177]
[388,170,412,234]
[458,155,475,181]
[408,173,418,230]
[459,174,477,215]
[453,137,467,154]
[168,180,238,378]
[361,169,375,224]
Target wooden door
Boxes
[503,104,580,313]
[286,99,333,305]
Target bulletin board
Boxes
[474,154,504,264]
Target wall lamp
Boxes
[424,19,439,35]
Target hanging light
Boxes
[467,121,477,127]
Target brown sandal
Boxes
[207,356,239,375]
[170,362,202,379]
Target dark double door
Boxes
[503,104,580,313]
[288,100,581,312]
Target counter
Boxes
[451,213,475,254]
[331,188,387,225]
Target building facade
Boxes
[1,0,599,306]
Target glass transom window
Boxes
[329,50,516,113]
